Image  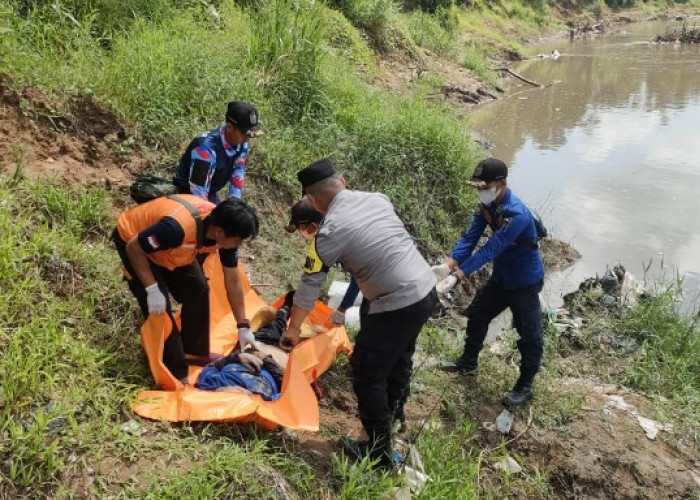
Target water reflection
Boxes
[468,21,700,309]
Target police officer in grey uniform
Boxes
[279,158,437,469]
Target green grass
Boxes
[400,9,459,57]
[1,0,484,251]
[462,43,500,87]
[2,178,698,496]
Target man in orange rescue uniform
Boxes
[112,195,259,384]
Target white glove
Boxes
[145,283,166,314]
[431,263,452,281]
[436,274,458,294]
[330,309,346,325]
[237,327,256,351]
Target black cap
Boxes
[297,158,336,193]
[285,198,324,233]
[226,101,262,136]
[467,158,508,187]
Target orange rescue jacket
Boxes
[117,195,216,271]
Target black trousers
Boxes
[462,279,544,375]
[254,308,289,345]
[351,288,437,436]
[113,230,210,380]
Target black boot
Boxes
[502,370,536,407]
[341,427,395,471]
[439,352,478,375]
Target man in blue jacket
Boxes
[173,101,262,203]
[433,158,545,406]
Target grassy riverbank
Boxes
[2,0,700,497]
[2,176,698,497]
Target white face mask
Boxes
[478,186,500,205]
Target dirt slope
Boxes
[0,74,145,192]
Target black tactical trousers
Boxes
[113,230,210,380]
[351,289,437,438]
[462,278,544,375]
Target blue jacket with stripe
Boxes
[450,188,544,290]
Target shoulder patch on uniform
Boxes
[499,217,511,232]
[302,238,326,274]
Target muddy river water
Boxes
[468,20,700,310]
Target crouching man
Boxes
[113,195,259,384]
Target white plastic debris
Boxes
[407,444,425,473]
[327,281,363,310]
[493,456,522,474]
[602,395,670,440]
[404,466,429,493]
[120,420,147,436]
[436,275,458,294]
[637,416,661,440]
[345,306,361,329]
[603,395,637,414]
[496,409,513,435]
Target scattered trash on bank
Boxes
[495,409,514,435]
[493,456,522,474]
[601,394,671,440]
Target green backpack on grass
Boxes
[129,173,178,204]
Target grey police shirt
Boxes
[294,189,436,314]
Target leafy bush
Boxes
[248,0,330,123]
[461,44,499,87]
[326,0,397,47]
[10,0,196,34]
[403,0,455,13]
[401,8,458,56]
[622,284,700,396]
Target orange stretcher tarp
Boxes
[132,255,353,431]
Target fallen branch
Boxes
[494,67,542,88]
[442,84,480,104]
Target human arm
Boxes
[280,236,331,350]
[227,142,248,200]
[456,211,530,277]
[223,263,247,324]
[222,252,254,350]
[125,218,185,313]
[125,237,158,289]
[449,211,488,264]
[279,276,325,351]
[188,145,217,201]
[125,218,185,287]
[261,355,285,386]
[430,213,486,281]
